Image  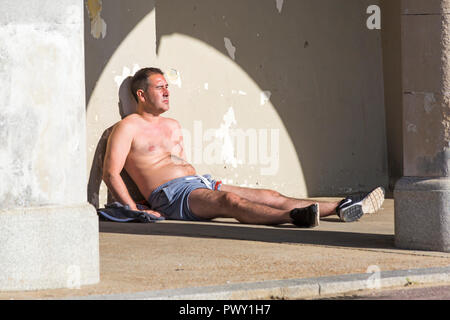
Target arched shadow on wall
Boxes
[85,0,390,202]
[154,0,389,197]
[84,0,156,108]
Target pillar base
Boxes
[0,203,99,291]
[394,177,450,252]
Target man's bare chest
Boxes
[131,124,178,155]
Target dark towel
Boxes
[97,202,165,223]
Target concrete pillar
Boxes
[395,0,450,252]
[0,0,99,290]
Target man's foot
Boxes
[336,187,385,222]
[290,203,320,228]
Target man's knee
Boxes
[219,192,242,209]
[263,189,282,199]
[260,189,287,207]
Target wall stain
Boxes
[85,0,107,39]
[276,0,284,13]
[224,37,236,60]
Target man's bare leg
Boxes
[220,184,339,218]
[189,188,300,225]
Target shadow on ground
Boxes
[99,220,394,250]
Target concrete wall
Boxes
[1,1,87,208]
[0,0,99,290]
[394,0,450,252]
[85,0,389,208]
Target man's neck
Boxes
[137,105,162,122]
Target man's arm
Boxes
[102,121,139,210]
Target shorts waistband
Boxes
[149,174,217,198]
[150,175,196,196]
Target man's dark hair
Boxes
[130,67,164,102]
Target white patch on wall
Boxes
[114,64,140,118]
[224,37,236,60]
[216,107,239,168]
[232,89,247,95]
[204,83,209,90]
[406,121,417,133]
[86,0,107,39]
[167,69,182,88]
[424,92,436,114]
[260,90,272,106]
[276,0,284,13]
[114,64,140,88]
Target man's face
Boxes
[142,74,170,114]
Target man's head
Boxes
[130,67,170,115]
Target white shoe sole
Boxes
[361,186,385,214]
[340,187,385,222]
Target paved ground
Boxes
[319,284,450,300]
[0,198,449,300]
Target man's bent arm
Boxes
[102,122,139,210]
[103,172,138,210]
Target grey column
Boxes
[395,0,450,252]
[0,0,99,290]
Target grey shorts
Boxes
[147,174,222,221]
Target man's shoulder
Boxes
[112,114,141,135]
[162,117,181,128]
[122,113,143,123]
[116,113,142,127]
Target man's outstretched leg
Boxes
[188,189,319,227]
[220,185,339,218]
[218,184,385,222]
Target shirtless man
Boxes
[102,67,385,227]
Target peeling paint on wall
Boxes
[216,107,239,168]
[231,89,247,95]
[167,69,182,88]
[114,64,140,88]
[424,93,436,114]
[406,121,417,133]
[224,37,236,60]
[276,0,284,13]
[114,64,140,118]
[260,90,272,105]
[86,0,107,39]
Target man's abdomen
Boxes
[126,160,196,199]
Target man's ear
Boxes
[136,89,146,102]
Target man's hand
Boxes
[135,203,164,218]
[141,209,163,218]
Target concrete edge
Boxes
[0,203,100,291]
[64,266,450,300]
